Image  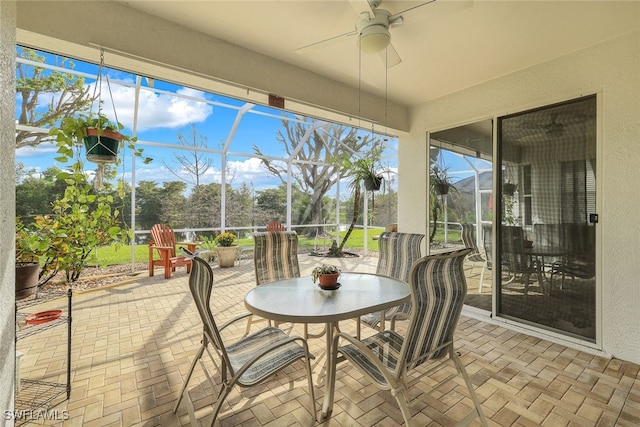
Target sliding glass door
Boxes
[497,95,597,341]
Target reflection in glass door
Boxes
[429,120,493,312]
[497,95,597,341]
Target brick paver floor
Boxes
[15,252,640,426]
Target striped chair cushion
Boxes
[404,248,469,367]
[340,249,471,381]
[461,222,485,263]
[253,231,300,285]
[188,256,307,385]
[361,232,424,327]
[227,327,308,386]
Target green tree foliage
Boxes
[15,165,66,220]
[30,162,127,284]
[15,48,93,148]
[255,186,287,225]
[135,181,163,229]
[226,183,253,232]
[159,181,189,226]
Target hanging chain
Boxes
[90,48,119,124]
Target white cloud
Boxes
[122,157,280,191]
[15,142,58,158]
[92,82,213,132]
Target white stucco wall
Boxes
[0,1,17,422]
[400,30,640,364]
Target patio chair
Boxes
[265,220,286,231]
[148,224,198,279]
[173,253,316,425]
[478,224,492,292]
[461,222,485,267]
[322,248,488,426]
[246,231,305,335]
[549,224,595,292]
[357,232,424,339]
[502,225,536,295]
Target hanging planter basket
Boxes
[364,175,383,191]
[435,183,450,195]
[503,183,517,196]
[84,128,122,164]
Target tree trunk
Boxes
[336,185,361,254]
[430,199,439,243]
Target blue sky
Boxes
[15,47,400,195]
[14,46,490,198]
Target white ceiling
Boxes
[118,0,640,107]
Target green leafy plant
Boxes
[331,149,385,257]
[15,218,50,264]
[429,163,459,243]
[49,112,152,165]
[215,232,237,247]
[348,158,383,191]
[198,235,217,251]
[32,162,128,283]
[430,164,458,196]
[18,110,150,283]
[311,264,341,284]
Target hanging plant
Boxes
[49,49,151,188]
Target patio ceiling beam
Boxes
[16,1,409,132]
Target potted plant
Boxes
[429,163,459,243]
[350,158,383,191]
[430,164,457,196]
[50,112,151,165]
[15,219,49,300]
[215,232,238,268]
[329,151,386,257]
[503,164,517,196]
[311,264,341,289]
[196,235,217,263]
[503,183,517,196]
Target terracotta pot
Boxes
[216,246,237,268]
[318,272,340,289]
[15,262,39,300]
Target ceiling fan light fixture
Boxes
[359,25,390,53]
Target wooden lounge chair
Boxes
[148,224,198,279]
[265,220,286,231]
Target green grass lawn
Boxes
[92,226,462,266]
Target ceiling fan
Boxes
[519,114,567,138]
[295,0,438,68]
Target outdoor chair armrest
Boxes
[332,331,397,387]
[218,312,253,332]
[150,244,174,250]
[389,312,410,331]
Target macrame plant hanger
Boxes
[86,48,122,189]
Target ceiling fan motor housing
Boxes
[357,9,392,53]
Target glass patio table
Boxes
[244,272,410,406]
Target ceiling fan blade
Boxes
[295,30,358,55]
[379,43,402,68]
[389,0,437,20]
